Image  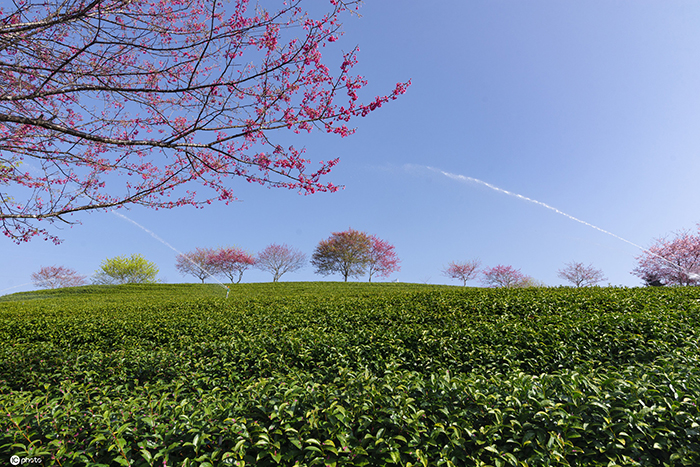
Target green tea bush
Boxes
[1,283,699,465]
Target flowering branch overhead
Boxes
[0,0,410,243]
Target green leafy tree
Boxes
[311,228,371,282]
[93,254,159,284]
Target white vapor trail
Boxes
[425,165,650,253]
[410,164,698,279]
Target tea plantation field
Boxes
[1,283,699,466]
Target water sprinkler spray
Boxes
[0,282,35,295]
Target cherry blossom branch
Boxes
[0,0,409,244]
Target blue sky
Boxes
[3,1,700,294]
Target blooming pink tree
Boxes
[557,261,607,287]
[255,243,306,282]
[31,265,86,289]
[631,225,700,286]
[366,235,401,282]
[311,228,371,281]
[0,1,410,244]
[211,247,256,284]
[175,248,218,283]
[481,265,526,288]
[442,259,481,286]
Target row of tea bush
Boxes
[2,283,699,465]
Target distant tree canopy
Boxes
[93,254,159,285]
[211,247,256,284]
[443,259,481,286]
[31,265,86,289]
[175,248,218,284]
[557,261,607,287]
[312,228,371,282]
[256,244,306,282]
[481,265,526,288]
[311,228,400,282]
[175,247,255,284]
[366,235,401,282]
[632,225,700,286]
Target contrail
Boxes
[410,164,699,280]
[425,165,649,252]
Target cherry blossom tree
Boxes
[557,261,607,287]
[31,265,86,289]
[0,0,410,244]
[211,246,255,283]
[311,228,370,282]
[481,265,526,288]
[255,243,306,282]
[442,259,480,286]
[175,247,217,283]
[631,225,700,286]
[366,235,400,282]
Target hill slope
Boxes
[2,283,699,465]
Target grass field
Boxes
[1,283,699,466]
